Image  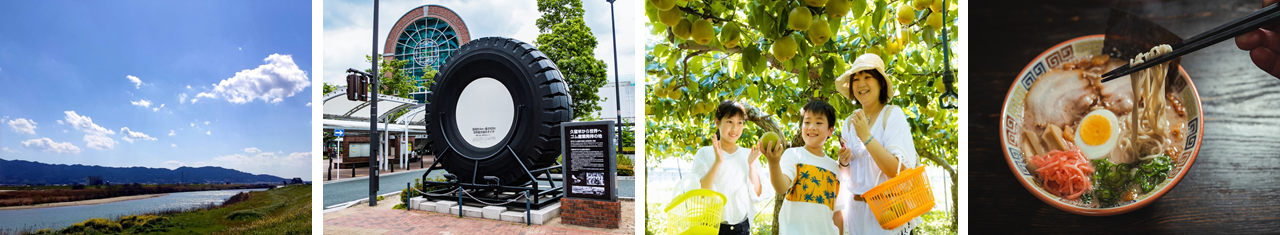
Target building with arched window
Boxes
[382,5,470,102]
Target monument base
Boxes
[561,198,620,229]
[410,196,560,225]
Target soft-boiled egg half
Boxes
[1075,109,1120,159]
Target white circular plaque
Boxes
[455,77,514,149]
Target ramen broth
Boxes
[1020,54,1187,207]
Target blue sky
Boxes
[321,0,636,87]
[0,0,313,181]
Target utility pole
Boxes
[369,0,381,207]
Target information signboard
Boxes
[560,121,616,201]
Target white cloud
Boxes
[7,118,37,135]
[56,120,64,125]
[127,75,144,89]
[160,104,165,108]
[170,144,177,148]
[306,102,312,107]
[21,138,81,154]
[152,107,159,112]
[190,123,195,127]
[64,111,117,150]
[83,134,116,150]
[206,131,211,135]
[169,130,176,136]
[243,147,262,154]
[190,98,198,104]
[163,160,184,169]
[186,85,192,89]
[2,147,18,153]
[131,99,153,108]
[238,47,242,51]
[197,54,311,104]
[64,111,114,136]
[204,121,210,125]
[119,127,157,143]
[179,93,188,104]
[62,130,67,133]
[210,150,310,177]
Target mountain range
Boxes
[0,158,287,185]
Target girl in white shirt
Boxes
[691,100,767,235]
[833,53,922,235]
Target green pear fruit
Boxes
[772,35,797,62]
[808,17,831,45]
[674,19,694,40]
[788,7,812,30]
[692,18,715,45]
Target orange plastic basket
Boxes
[864,166,935,229]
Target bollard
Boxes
[525,190,532,225]
[458,188,464,218]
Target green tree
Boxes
[322,82,337,95]
[644,0,959,233]
[364,55,417,98]
[536,0,610,120]
[419,66,438,90]
[357,55,423,121]
[536,0,585,32]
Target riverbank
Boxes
[40,184,311,234]
[0,193,168,211]
[0,183,275,208]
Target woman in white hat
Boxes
[833,53,920,235]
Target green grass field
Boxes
[29,184,311,235]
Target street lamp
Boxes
[369,0,381,207]
[607,0,623,152]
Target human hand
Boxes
[711,133,724,164]
[852,110,872,141]
[838,137,852,166]
[749,144,762,168]
[1235,0,1280,77]
[761,138,784,165]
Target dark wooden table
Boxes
[972,0,1280,233]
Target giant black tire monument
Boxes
[424,37,572,186]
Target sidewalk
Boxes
[323,156,434,181]
[324,194,634,235]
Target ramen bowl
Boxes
[999,35,1204,216]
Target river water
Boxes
[0,188,269,231]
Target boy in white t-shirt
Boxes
[761,100,846,235]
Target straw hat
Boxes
[835,53,895,104]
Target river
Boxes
[0,188,269,231]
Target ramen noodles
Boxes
[1019,45,1185,207]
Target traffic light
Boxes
[345,68,372,102]
[346,74,361,101]
[357,76,368,101]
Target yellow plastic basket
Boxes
[664,189,727,235]
[864,166,935,230]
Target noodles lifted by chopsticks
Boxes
[1119,44,1173,163]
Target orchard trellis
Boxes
[644,0,959,232]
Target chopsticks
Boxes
[1100,2,1280,83]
